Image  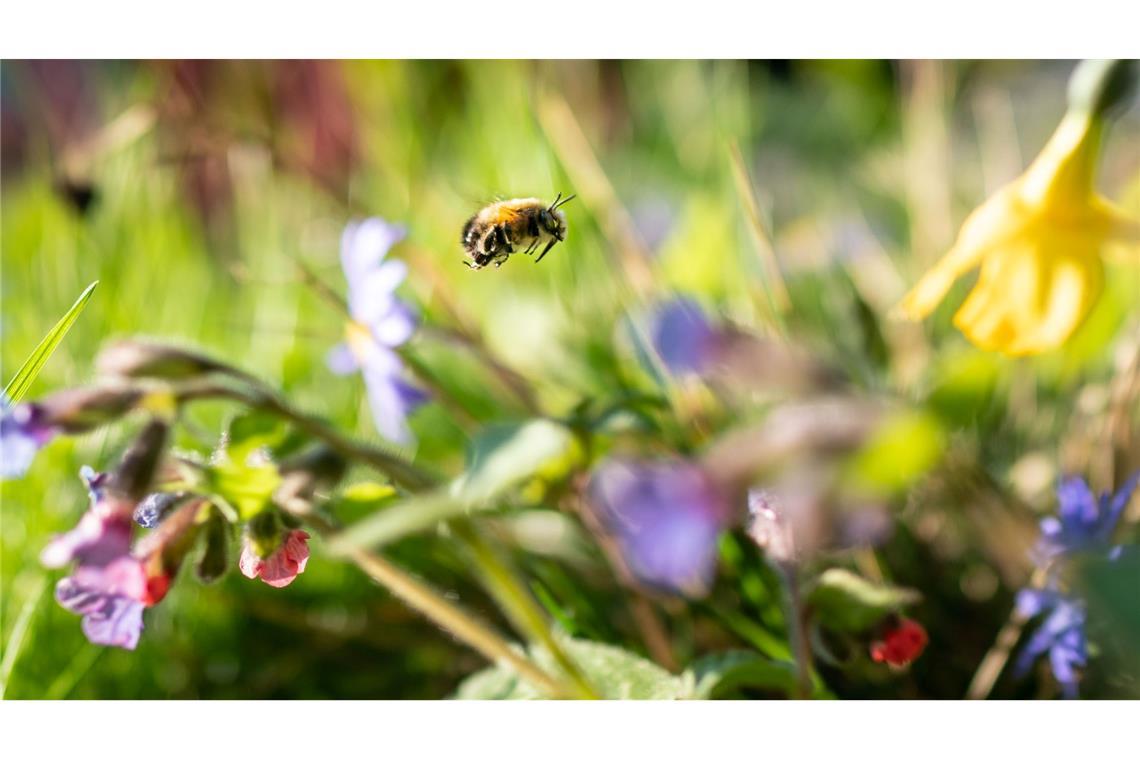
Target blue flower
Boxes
[588,458,729,597]
[647,297,720,376]
[0,399,57,479]
[1036,473,1138,564]
[327,218,427,444]
[1014,588,1087,699]
[1014,472,1138,698]
[133,491,181,528]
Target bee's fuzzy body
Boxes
[461,194,574,270]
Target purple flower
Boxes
[40,467,132,568]
[647,297,720,376]
[588,458,729,597]
[55,557,148,650]
[1,399,57,479]
[43,467,162,650]
[1013,472,1138,697]
[1014,589,1087,699]
[327,217,427,444]
[1036,473,1138,564]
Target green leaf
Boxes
[205,461,282,521]
[681,650,800,699]
[452,420,578,503]
[845,409,946,496]
[328,419,578,554]
[327,487,461,554]
[226,410,287,463]
[3,281,97,403]
[341,481,398,503]
[807,568,921,633]
[453,637,686,700]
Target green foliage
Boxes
[3,281,97,403]
[807,569,921,634]
[455,637,685,700]
[845,409,946,495]
[452,420,580,503]
[2,60,1135,701]
[328,419,578,552]
[204,461,282,521]
[682,650,802,699]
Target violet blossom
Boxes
[1015,472,1138,698]
[1,399,56,479]
[588,458,729,597]
[327,217,428,444]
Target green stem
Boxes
[777,562,813,699]
[344,545,571,698]
[452,520,599,699]
[176,380,438,491]
[176,378,580,698]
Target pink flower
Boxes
[239,529,311,588]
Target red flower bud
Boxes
[870,618,928,666]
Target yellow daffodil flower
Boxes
[895,60,1140,356]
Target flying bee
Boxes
[461,193,576,270]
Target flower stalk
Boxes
[451,519,599,699]
[343,544,572,698]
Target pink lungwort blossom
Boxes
[240,529,311,588]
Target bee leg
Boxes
[535,239,558,263]
[496,225,514,254]
[523,238,540,255]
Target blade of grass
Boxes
[44,645,104,700]
[3,281,99,403]
[0,576,48,700]
[728,143,790,323]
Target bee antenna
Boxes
[551,193,576,211]
[548,192,562,211]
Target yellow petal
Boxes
[1090,195,1140,246]
[952,234,1104,356]
[892,189,1021,321]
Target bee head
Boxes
[541,193,575,241]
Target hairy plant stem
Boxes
[452,519,599,699]
[176,375,587,698]
[344,545,571,698]
[777,562,814,699]
[178,380,438,491]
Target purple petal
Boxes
[1056,476,1098,531]
[1015,588,1056,619]
[371,300,418,348]
[357,340,403,376]
[362,365,427,445]
[1,424,41,479]
[55,558,149,650]
[1,403,56,479]
[80,596,144,650]
[649,297,719,376]
[589,458,727,597]
[1102,471,1139,539]
[41,510,133,569]
[341,218,406,282]
[348,260,410,325]
[326,343,359,376]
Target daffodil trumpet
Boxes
[895,60,1140,356]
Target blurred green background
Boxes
[2,60,1138,699]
